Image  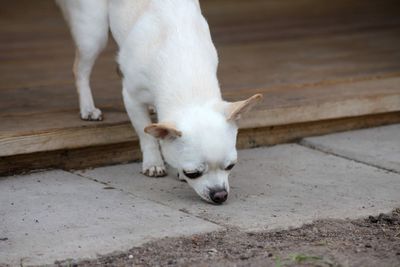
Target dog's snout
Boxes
[210,189,228,204]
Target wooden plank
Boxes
[1,0,400,114]
[1,28,400,116]
[0,123,135,158]
[237,112,400,149]
[205,0,400,42]
[0,110,128,135]
[1,76,399,157]
[237,76,400,128]
[0,141,142,177]
[217,28,400,92]
[1,112,399,177]
[0,0,400,174]
[2,27,400,92]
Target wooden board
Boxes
[2,112,399,177]
[1,76,400,157]
[0,0,400,173]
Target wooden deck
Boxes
[1,0,400,175]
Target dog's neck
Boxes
[154,63,223,122]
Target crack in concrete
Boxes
[68,170,228,229]
[299,139,400,175]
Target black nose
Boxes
[210,190,228,204]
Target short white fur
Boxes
[56,0,262,203]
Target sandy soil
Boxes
[56,209,400,267]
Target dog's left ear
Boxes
[225,94,263,121]
[144,123,182,140]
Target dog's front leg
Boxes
[122,88,167,177]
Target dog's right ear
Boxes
[144,123,182,140]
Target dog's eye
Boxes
[225,163,235,171]
[183,170,203,179]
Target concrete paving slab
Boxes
[301,124,400,173]
[80,144,400,231]
[0,171,220,266]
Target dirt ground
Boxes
[56,209,400,267]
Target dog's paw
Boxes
[143,166,167,177]
[80,108,103,121]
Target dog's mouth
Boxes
[197,188,213,203]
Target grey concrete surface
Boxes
[301,124,400,173]
[79,144,400,231]
[0,171,220,266]
[2,126,400,266]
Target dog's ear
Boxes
[225,94,263,121]
[144,123,182,140]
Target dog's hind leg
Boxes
[122,88,167,178]
[56,0,109,120]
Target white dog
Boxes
[56,0,262,204]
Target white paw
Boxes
[80,108,103,121]
[143,165,167,177]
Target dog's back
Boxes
[115,0,220,113]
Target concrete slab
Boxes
[79,144,400,231]
[301,124,400,173]
[0,171,220,266]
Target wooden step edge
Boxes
[238,93,400,128]
[1,111,399,177]
[237,111,400,150]
[0,123,136,157]
[1,92,399,158]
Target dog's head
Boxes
[145,94,262,204]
